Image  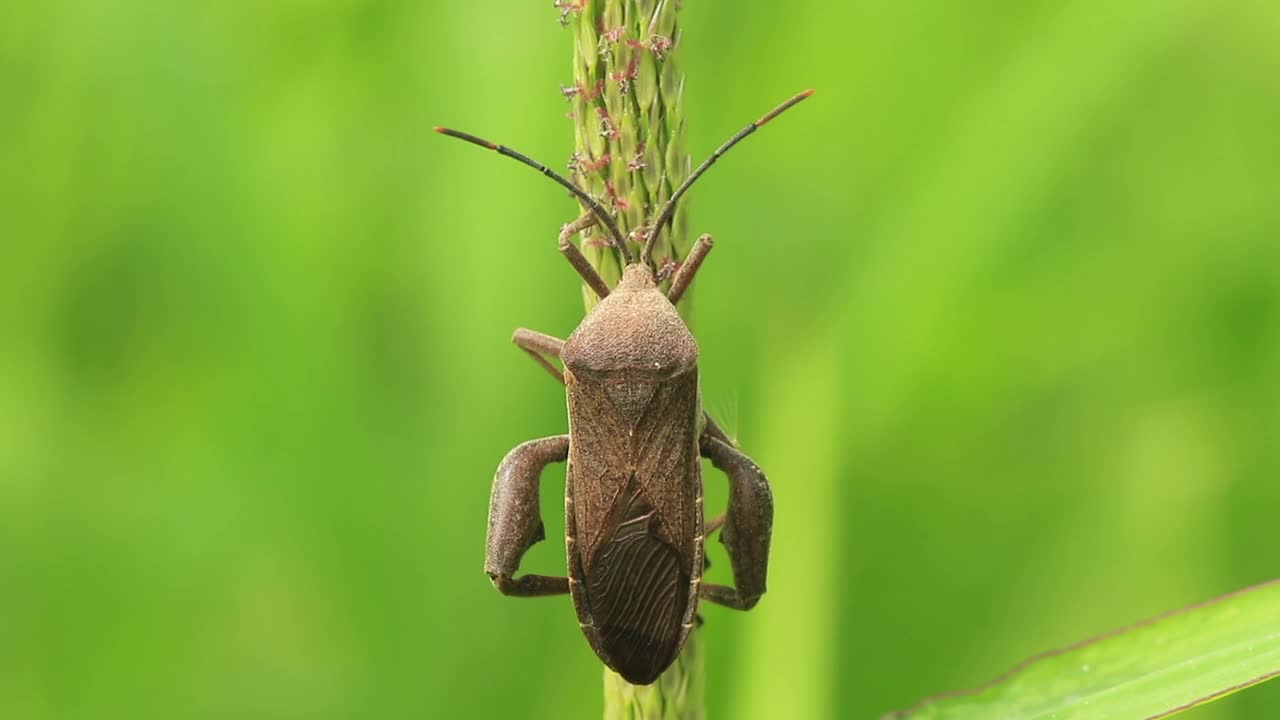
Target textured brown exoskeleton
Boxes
[435,90,812,685]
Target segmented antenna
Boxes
[433,126,633,265]
[641,89,814,269]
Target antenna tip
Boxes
[802,88,816,97]
[434,126,500,150]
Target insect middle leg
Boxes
[699,435,774,610]
[512,328,566,384]
[486,435,572,597]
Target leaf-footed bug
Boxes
[434,89,812,685]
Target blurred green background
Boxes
[3,1,1279,718]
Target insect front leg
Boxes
[699,435,774,610]
[558,214,611,300]
[666,234,713,305]
[486,435,571,597]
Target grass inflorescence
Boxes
[558,1,704,718]
[561,0,692,312]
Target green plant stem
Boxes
[559,1,703,718]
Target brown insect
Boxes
[435,89,812,684]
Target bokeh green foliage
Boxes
[2,1,1279,719]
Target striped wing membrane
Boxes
[586,472,689,684]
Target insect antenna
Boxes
[641,89,814,269]
[434,126,633,265]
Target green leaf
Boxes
[889,580,1280,720]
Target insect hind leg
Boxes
[699,435,773,610]
[486,434,572,597]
